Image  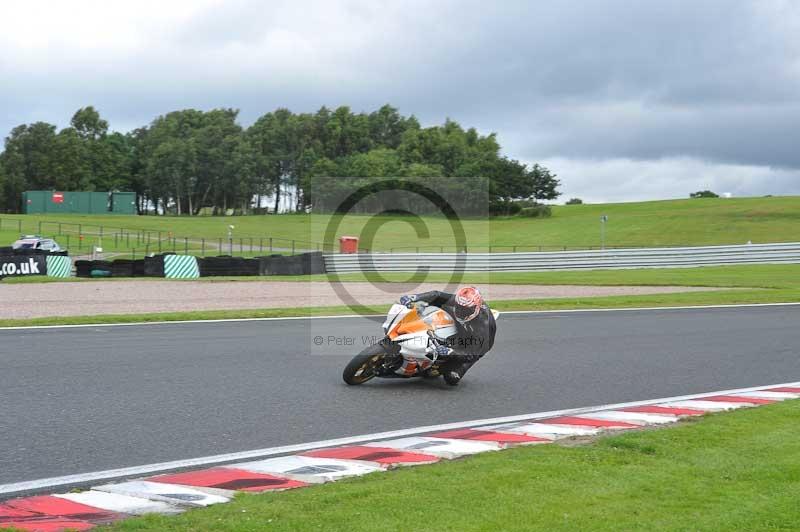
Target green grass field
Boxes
[103,400,800,531]
[2,196,799,254]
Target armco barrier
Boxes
[323,242,800,273]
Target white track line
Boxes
[2,379,797,497]
[1,302,798,331]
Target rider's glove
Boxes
[399,294,417,308]
[426,343,452,360]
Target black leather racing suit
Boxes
[411,291,496,378]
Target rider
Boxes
[399,286,496,386]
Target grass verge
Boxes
[2,263,797,287]
[1,288,798,328]
[103,400,800,531]
[2,264,799,327]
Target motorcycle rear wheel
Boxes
[343,344,390,385]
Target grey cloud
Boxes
[1,0,799,198]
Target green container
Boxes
[111,192,136,214]
[22,190,136,215]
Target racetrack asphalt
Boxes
[1,304,799,485]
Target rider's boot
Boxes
[442,359,476,386]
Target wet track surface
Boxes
[2,305,799,484]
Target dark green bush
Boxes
[519,205,552,218]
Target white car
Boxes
[12,235,62,252]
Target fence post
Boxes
[38,221,42,234]
[259,238,263,253]
[173,238,176,253]
[292,240,295,255]
[17,219,22,233]
[201,238,205,256]
[66,235,70,250]
[158,232,162,253]
[184,237,188,255]
[240,238,243,254]
[114,233,118,248]
[58,223,62,235]
[269,237,273,252]
[249,237,253,253]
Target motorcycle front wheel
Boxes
[342,343,391,385]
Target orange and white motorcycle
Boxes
[342,302,499,385]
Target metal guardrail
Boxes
[324,242,800,273]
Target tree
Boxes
[368,105,418,149]
[528,164,561,201]
[147,138,196,215]
[71,106,108,141]
[0,104,562,214]
[51,128,91,190]
[690,190,719,198]
[566,198,583,205]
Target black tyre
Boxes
[342,344,389,385]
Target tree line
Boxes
[0,105,560,215]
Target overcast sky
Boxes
[1,0,799,202]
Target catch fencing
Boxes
[323,242,800,273]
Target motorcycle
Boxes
[342,302,500,385]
